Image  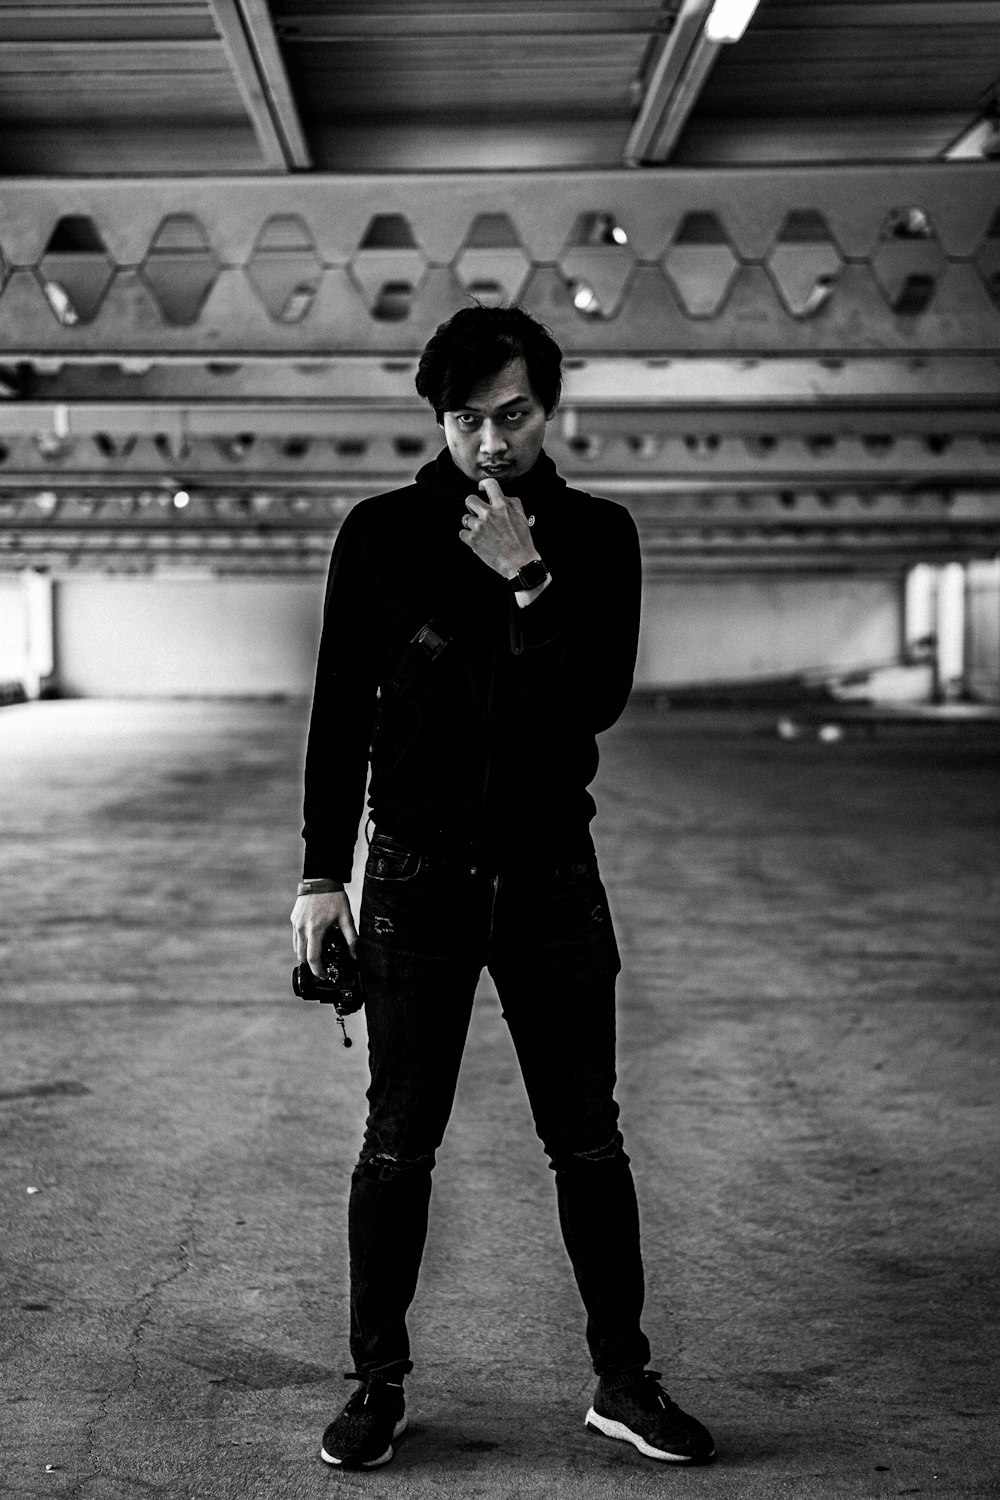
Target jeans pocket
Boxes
[366,837,422,883]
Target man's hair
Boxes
[415,304,563,421]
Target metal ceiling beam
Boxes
[625,0,722,165]
[762,2,1000,26]
[207,0,311,170]
[0,443,996,485]
[274,7,680,37]
[5,496,998,579]
[4,491,995,522]
[2,165,995,357]
[16,357,1000,409]
[235,0,312,168]
[1,410,998,484]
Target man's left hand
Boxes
[460,478,537,579]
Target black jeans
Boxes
[348,830,652,1382]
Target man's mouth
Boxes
[479,462,511,475]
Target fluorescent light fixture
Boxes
[706,0,761,43]
[572,281,600,314]
[944,110,1000,160]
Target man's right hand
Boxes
[291,890,358,978]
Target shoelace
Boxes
[629,1371,679,1412]
[342,1370,403,1408]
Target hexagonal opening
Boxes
[805,434,836,456]
[872,206,942,315]
[767,211,842,318]
[465,278,507,304]
[662,213,738,319]
[571,211,630,249]
[454,214,531,305]
[880,207,935,241]
[248,216,322,324]
[140,215,219,327]
[33,432,75,462]
[973,207,1000,307]
[674,212,728,247]
[93,434,137,460]
[683,434,721,457]
[372,279,417,322]
[393,436,427,458]
[38,215,114,325]
[464,213,522,249]
[352,216,426,319]
[216,434,255,463]
[566,434,604,460]
[559,210,634,320]
[360,214,418,251]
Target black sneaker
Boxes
[585,1369,715,1464]
[320,1373,407,1469]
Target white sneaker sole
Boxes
[321,1415,408,1468]
[585,1406,712,1463]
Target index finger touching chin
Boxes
[478,478,507,506]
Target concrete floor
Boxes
[1,697,998,1500]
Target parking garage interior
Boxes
[1,3,999,1496]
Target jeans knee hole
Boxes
[358,1148,431,1182]
[551,1132,624,1172]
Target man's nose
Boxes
[479,421,508,455]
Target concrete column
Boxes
[935,561,966,701]
[24,570,54,699]
[903,563,936,661]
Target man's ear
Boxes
[545,403,558,422]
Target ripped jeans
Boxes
[348,829,652,1381]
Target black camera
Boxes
[292,927,364,1047]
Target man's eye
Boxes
[457,414,479,427]
[505,412,526,424]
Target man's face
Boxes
[441,357,554,486]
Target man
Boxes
[291,304,714,1470]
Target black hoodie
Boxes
[301,447,641,880]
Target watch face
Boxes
[516,559,548,589]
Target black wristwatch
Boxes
[507,557,549,592]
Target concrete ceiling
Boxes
[1,1,998,173]
[0,0,998,573]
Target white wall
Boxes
[0,572,54,696]
[54,577,323,697]
[967,559,1000,704]
[51,571,903,698]
[0,577,26,684]
[635,575,901,687]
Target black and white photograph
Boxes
[1,3,999,1496]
